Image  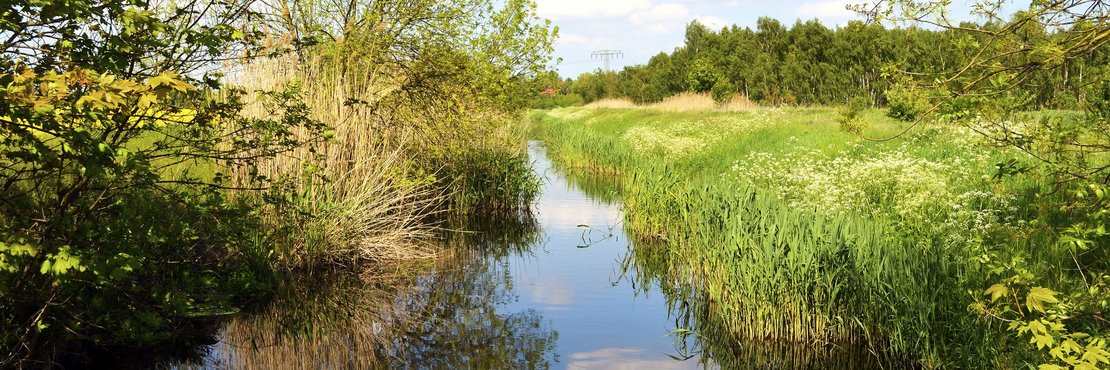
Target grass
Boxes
[224,56,541,270]
[228,58,442,268]
[530,105,1072,367]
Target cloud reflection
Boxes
[567,347,698,370]
[529,276,576,310]
[535,201,621,231]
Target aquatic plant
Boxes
[531,105,1097,368]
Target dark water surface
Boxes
[153,141,880,369]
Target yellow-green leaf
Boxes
[1083,345,1110,364]
[138,93,157,109]
[1027,287,1059,313]
[1034,333,1055,349]
[985,283,1009,302]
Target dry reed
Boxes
[584,98,638,109]
[232,56,441,266]
[585,93,760,112]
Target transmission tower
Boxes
[591,50,623,72]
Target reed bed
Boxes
[531,106,1033,367]
[582,93,759,112]
[230,57,443,267]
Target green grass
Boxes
[530,106,1078,368]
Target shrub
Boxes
[529,93,585,109]
[885,84,930,121]
[837,96,871,135]
[711,79,736,105]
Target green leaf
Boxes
[1027,287,1059,313]
[1082,345,1110,364]
[985,283,1009,302]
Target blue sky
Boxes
[537,0,1024,78]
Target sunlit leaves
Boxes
[1026,287,1059,314]
[146,71,192,92]
[0,241,37,275]
[984,283,1008,302]
[39,246,85,276]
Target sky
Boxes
[537,0,1023,78]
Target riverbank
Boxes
[531,106,1102,368]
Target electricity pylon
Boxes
[591,50,623,72]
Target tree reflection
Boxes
[164,212,558,370]
[384,214,557,368]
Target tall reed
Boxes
[232,57,441,267]
[533,106,1016,367]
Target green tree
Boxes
[862,2,1110,369]
[686,58,720,93]
[0,0,326,366]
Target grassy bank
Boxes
[531,103,1100,368]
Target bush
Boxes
[885,84,930,121]
[837,96,871,135]
[529,93,585,109]
[710,79,736,105]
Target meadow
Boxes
[531,96,1106,368]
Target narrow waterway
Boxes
[151,141,704,369]
[152,141,882,369]
[470,141,707,369]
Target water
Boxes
[150,141,881,369]
[483,142,705,369]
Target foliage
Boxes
[532,105,1106,368]
[686,58,720,94]
[529,93,585,109]
[837,96,870,134]
[0,1,329,364]
[884,83,931,121]
[258,0,553,214]
[710,79,736,105]
[564,14,1107,112]
[861,2,1110,368]
[0,67,317,366]
[0,0,555,367]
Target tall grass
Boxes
[583,93,759,112]
[231,57,443,267]
[531,106,1050,367]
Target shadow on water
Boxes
[135,140,891,369]
[155,210,558,370]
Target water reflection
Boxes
[170,212,559,370]
[616,223,885,370]
[160,140,888,369]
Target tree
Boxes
[0,0,322,366]
[686,58,720,93]
[859,2,1110,369]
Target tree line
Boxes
[567,16,1109,114]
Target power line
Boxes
[590,50,623,72]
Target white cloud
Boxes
[558,33,590,46]
[536,0,652,19]
[629,3,691,24]
[639,23,675,35]
[796,0,856,19]
[694,16,729,31]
